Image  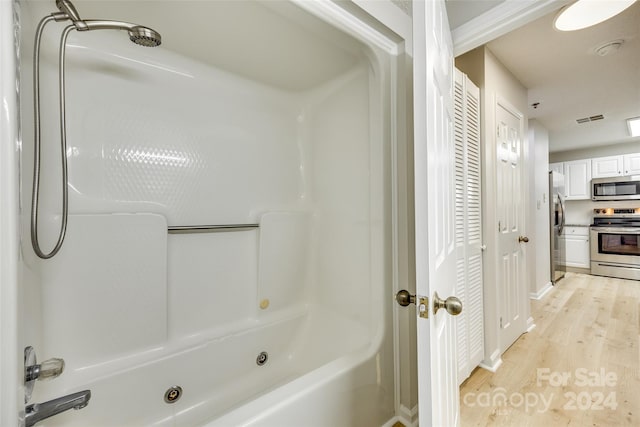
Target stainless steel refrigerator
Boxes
[549,171,566,284]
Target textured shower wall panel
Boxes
[39,214,167,368]
[54,33,305,225]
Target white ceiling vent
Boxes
[576,115,604,124]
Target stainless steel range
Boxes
[590,208,640,280]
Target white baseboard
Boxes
[526,316,536,333]
[529,281,553,300]
[479,349,503,373]
[382,417,401,427]
[382,404,418,427]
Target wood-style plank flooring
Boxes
[460,273,640,426]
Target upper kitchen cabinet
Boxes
[565,159,591,200]
[592,153,640,177]
[592,155,623,178]
[549,162,564,175]
[624,153,640,175]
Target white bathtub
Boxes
[15,1,402,426]
[35,303,384,426]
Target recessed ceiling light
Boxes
[554,0,637,31]
[627,117,640,137]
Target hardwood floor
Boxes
[460,273,640,426]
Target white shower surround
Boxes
[10,1,406,426]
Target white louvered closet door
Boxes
[454,69,484,385]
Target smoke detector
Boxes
[594,40,624,56]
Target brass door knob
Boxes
[433,292,462,316]
[395,290,416,307]
[519,236,529,243]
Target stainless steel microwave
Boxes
[592,175,640,201]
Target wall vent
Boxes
[577,114,604,124]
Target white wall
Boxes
[529,120,551,297]
[550,140,640,161]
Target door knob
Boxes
[395,289,416,307]
[519,236,529,243]
[433,292,463,316]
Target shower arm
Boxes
[77,20,142,32]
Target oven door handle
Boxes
[595,263,640,270]
[591,227,640,233]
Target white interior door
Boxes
[413,0,459,425]
[495,99,527,352]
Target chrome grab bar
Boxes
[168,224,259,234]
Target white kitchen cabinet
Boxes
[592,155,623,178]
[564,159,591,200]
[549,162,564,175]
[563,226,590,268]
[624,153,640,175]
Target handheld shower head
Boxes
[129,26,162,47]
[82,20,162,47]
[53,1,162,47]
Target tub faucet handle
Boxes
[26,357,65,382]
[24,346,65,403]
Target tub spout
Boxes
[25,390,91,427]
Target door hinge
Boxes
[500,317,503,329]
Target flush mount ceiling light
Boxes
[627,117,640,137]
[554,0,637,31]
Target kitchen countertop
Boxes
[565,224,590,227]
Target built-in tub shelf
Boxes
[168,224,259,234]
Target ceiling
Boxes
[448,0,640,153]
[445,0,506,29]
